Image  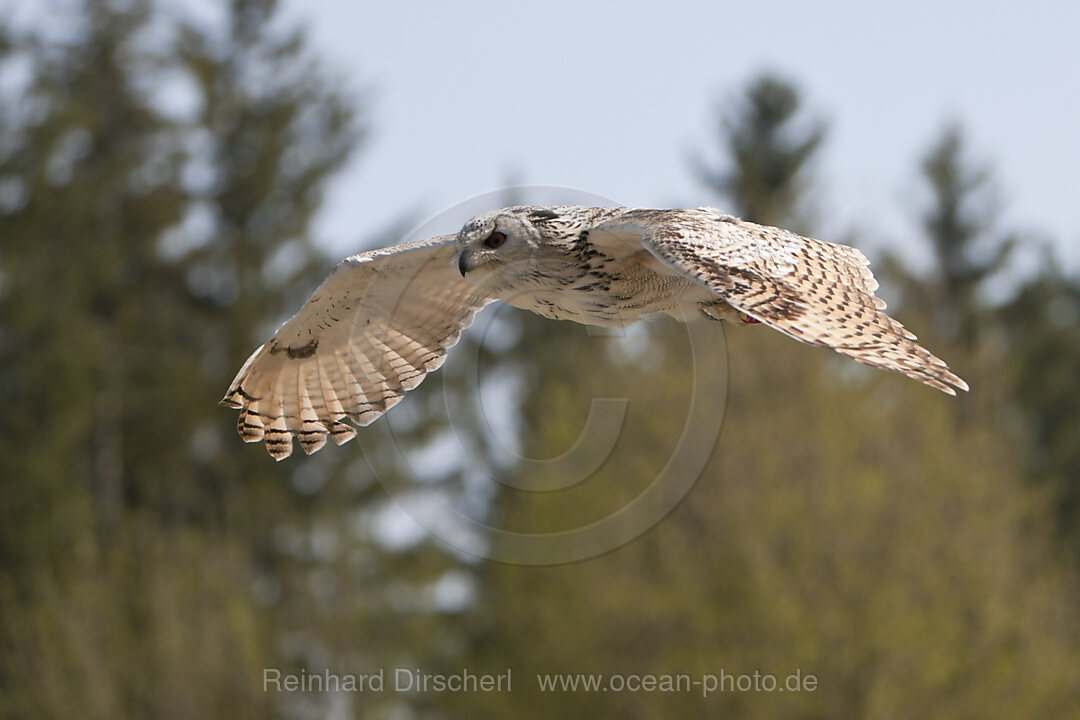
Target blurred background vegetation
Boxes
[2,0,1079,717]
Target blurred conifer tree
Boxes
[885,125,1014,347]
[0,1,411,717]
[447,74,1080,720]
[694,74,825,231]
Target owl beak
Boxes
[457,249,473,277]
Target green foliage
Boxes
[0,0,368,716]
[882,122,1080,540]
[452,76,1080,718]
[455,327,1080,719]
[999,262,1080,536]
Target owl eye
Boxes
[484,231,507,249]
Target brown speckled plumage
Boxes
[223,205,967,460]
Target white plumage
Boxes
[223,206,968,460]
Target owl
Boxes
[222,206,967,459]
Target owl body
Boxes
[459,206,737,327]
[495,249,717,326]
[223,204,968,460]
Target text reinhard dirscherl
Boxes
[264,667,512,694]
[263,667,819,697]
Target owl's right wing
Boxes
[222,235,495,460]
[593,208,969,395]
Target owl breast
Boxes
[505,254,715,327]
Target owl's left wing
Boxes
[592,208,969,395]
[222,235,495,460]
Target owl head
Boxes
[454,206,554,287]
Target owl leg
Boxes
[698,299,760,324]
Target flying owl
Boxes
[222,206,968,460]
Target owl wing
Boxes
[222,235,495,460]
[593,208,969,395]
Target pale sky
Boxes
[277,0,1079,276]
[5,0,1078,274]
